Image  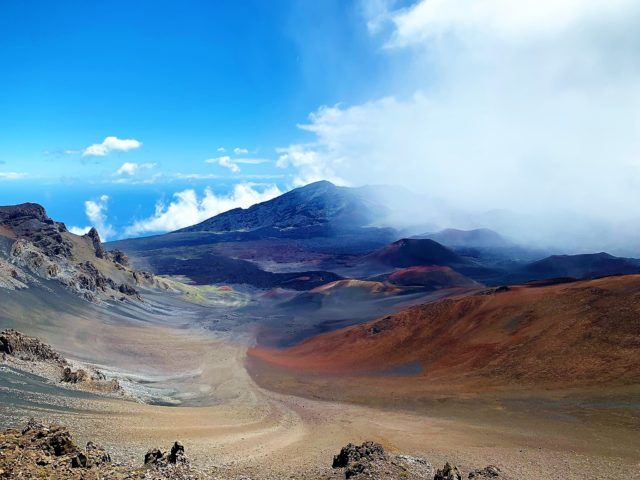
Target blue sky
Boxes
[0,0,403,238]
[1,0,639,243]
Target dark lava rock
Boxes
[333,442,388,478]
[0,329,65,364]
[145,448,166,465]
[109,249,130,266]
[62,366,89,384]
[434,462,462,480]
[169,441,188,464]
[71,452,88,468]
[469,465,502,478]
[119,283,139,296]
[85,227,106,258]
[86,441,112,466]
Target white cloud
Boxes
[279,0,640,226]
[233,147,249,155]
[115,162,156,176]
[206,155,241,174]
[68,226,91,236]
[0,172,27,180]
[174,173,220,180]
[124,183,283,236]
[217,147,226,152]
[81,136,142,157]
[70,195,115,241]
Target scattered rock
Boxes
[469,465,502,478]
[62,366,89,383]
[145,447,166,465]
[0,420,203,479]
[434,462,462,480]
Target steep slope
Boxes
[250,275,640,389]
[0,203,158,302]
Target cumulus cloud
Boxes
[69,195,115,241]
[115,162,156,176]
[124,183,283,236]
[279,0,640,235]
[81,136,142,157]
[0,172,27,180]
[206,155,241,173]
[233,147,249,155]
[217,147,226,152]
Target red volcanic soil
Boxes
[249,275,640,389]
[386,265,478,289]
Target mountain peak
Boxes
[178,180,377,234]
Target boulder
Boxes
[434,462,462,480]
[333,442,387,478]
[144,448,165,465]
[169,441,188,464]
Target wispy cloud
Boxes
[233,147,249,155]
[0,172,27,180]
[206,155,240,173]
[124,183,282,236]
[75,136,142,157]
[69,195,115,241]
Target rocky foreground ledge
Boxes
[0,420,505,480]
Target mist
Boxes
[277,0,640,254]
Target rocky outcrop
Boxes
[332,442,433,479]
[0,420,201,479]
[144,441,189,467]
[0,202,153,302]
[434,462,463,480]
[2,329,121,393]
[85,227,106,258]
[0,329,66,364]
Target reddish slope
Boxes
[250,275,640,388]
[386,265,478,289]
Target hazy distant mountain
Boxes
[417,228,513,249]
[515,252,640,282]
[179,180,385,235]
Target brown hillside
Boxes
[249,275,640,389]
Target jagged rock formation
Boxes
[332,442,434,479]
[435,463,463,480]
[0,328,66,364]
[1,329,120,393]
[0,420,201,479]
[0,202,158,302]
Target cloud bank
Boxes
[124,183,282,236]
[279,0,640,227]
